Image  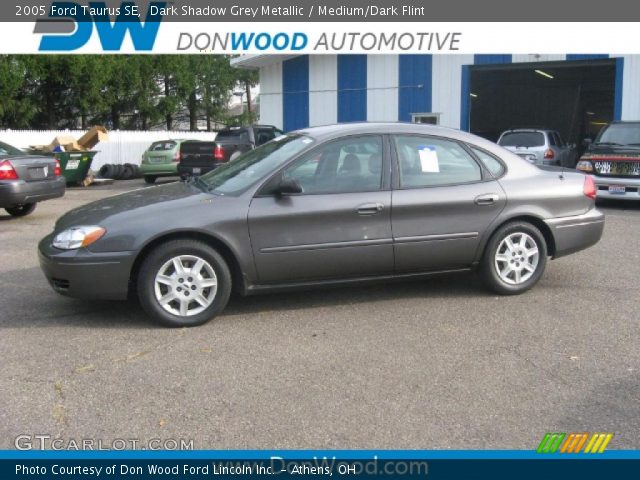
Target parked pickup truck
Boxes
[576,121,640,200]
[177,125,283,178]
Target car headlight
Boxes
[53,226,106,250]
[576,160,594,173]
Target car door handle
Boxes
[357,203,384,215]
[474,194,499,206]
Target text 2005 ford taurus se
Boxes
[39,123,604,327]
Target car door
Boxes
[390,135,506,272]
[248,135,393,284]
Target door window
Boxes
[393,136,482,188]
[282,136,383,194]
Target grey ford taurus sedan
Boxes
[39,123,604,327]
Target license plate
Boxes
[150,157,165,164]
[66,160,80,170]
[608,185,626,194]
[192,167,201,174]
[29,167,46,179]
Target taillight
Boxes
[0,160,18,180]
[214,145,225,161]
[544,149,555,160]
[54,159,62,176]
[583,175,596,200]
[173,151,181,162]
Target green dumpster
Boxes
[54,151,97,185]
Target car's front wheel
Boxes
[143,175,157,184]
[481,221,547,295]
[137,240,232,327]
[5,203,36,217]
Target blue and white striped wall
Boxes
[257,54,640,132]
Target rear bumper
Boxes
[0,177,65,208]
[140,162,178,176]
[177,163,223,177]
[590,174,640,200]
[545,208,605,258]
[38,234,135,300]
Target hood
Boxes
[55,181,212,231]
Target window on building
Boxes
[411,113,440,125]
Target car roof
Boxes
[295,122,484,142]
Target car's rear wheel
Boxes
[137,240,231,327]
[143,175,157,184]
[481,221,547,295]
[5,203,36,217]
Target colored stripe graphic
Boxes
[560,433,589,453]
[538,433,614,453]
[584,433,614,454]
[537,433,565,453]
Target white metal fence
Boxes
[0,129,218,170]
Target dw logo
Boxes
[38,1,165,51]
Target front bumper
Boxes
[545,208,605,258]
[38,234,136,300]
[0,177,65,208]
[590,174,640,200]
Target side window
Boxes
[255,128,276,146]
[282,136,383,194]
[547,132,557,146]
[470,147,505,178]
[554,132,565,147]
[393,136,482,188]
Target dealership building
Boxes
[233,54,640,143]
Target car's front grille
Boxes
[594,161,640,177]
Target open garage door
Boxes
[468,59,616,146]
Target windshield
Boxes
[498,132,545,148]
[216,129,249,142]
[198,134,314,195]
[0,141,26,157]
[148,141,177,151]
[596,124,640,146]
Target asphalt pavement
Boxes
[1,179,639,450]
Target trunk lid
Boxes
[3,155,59,182]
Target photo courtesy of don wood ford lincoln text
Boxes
[1,1,640,479]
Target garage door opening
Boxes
[468,59,617,145]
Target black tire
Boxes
[481,221,548,295]
[121,164,134,180]
[5,203,36,217]
[137,240,232,327]
[99,164,115,179]
[144,175,157,184]
[113,164,125,179]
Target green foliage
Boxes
[0,54,253,131]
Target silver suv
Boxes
[497,129,577,168]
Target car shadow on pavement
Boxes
[223,272,484,316]
[1,267,485,328]
[552,374,640,449]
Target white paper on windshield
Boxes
[418,145,439,172]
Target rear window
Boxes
[597,123,640,146]
[498,132,545,148]
[0,141,25,156]
[148,141,176,151]
[217,129,249,143]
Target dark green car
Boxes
[140,139,195,184]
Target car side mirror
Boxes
[275,177,303,196]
